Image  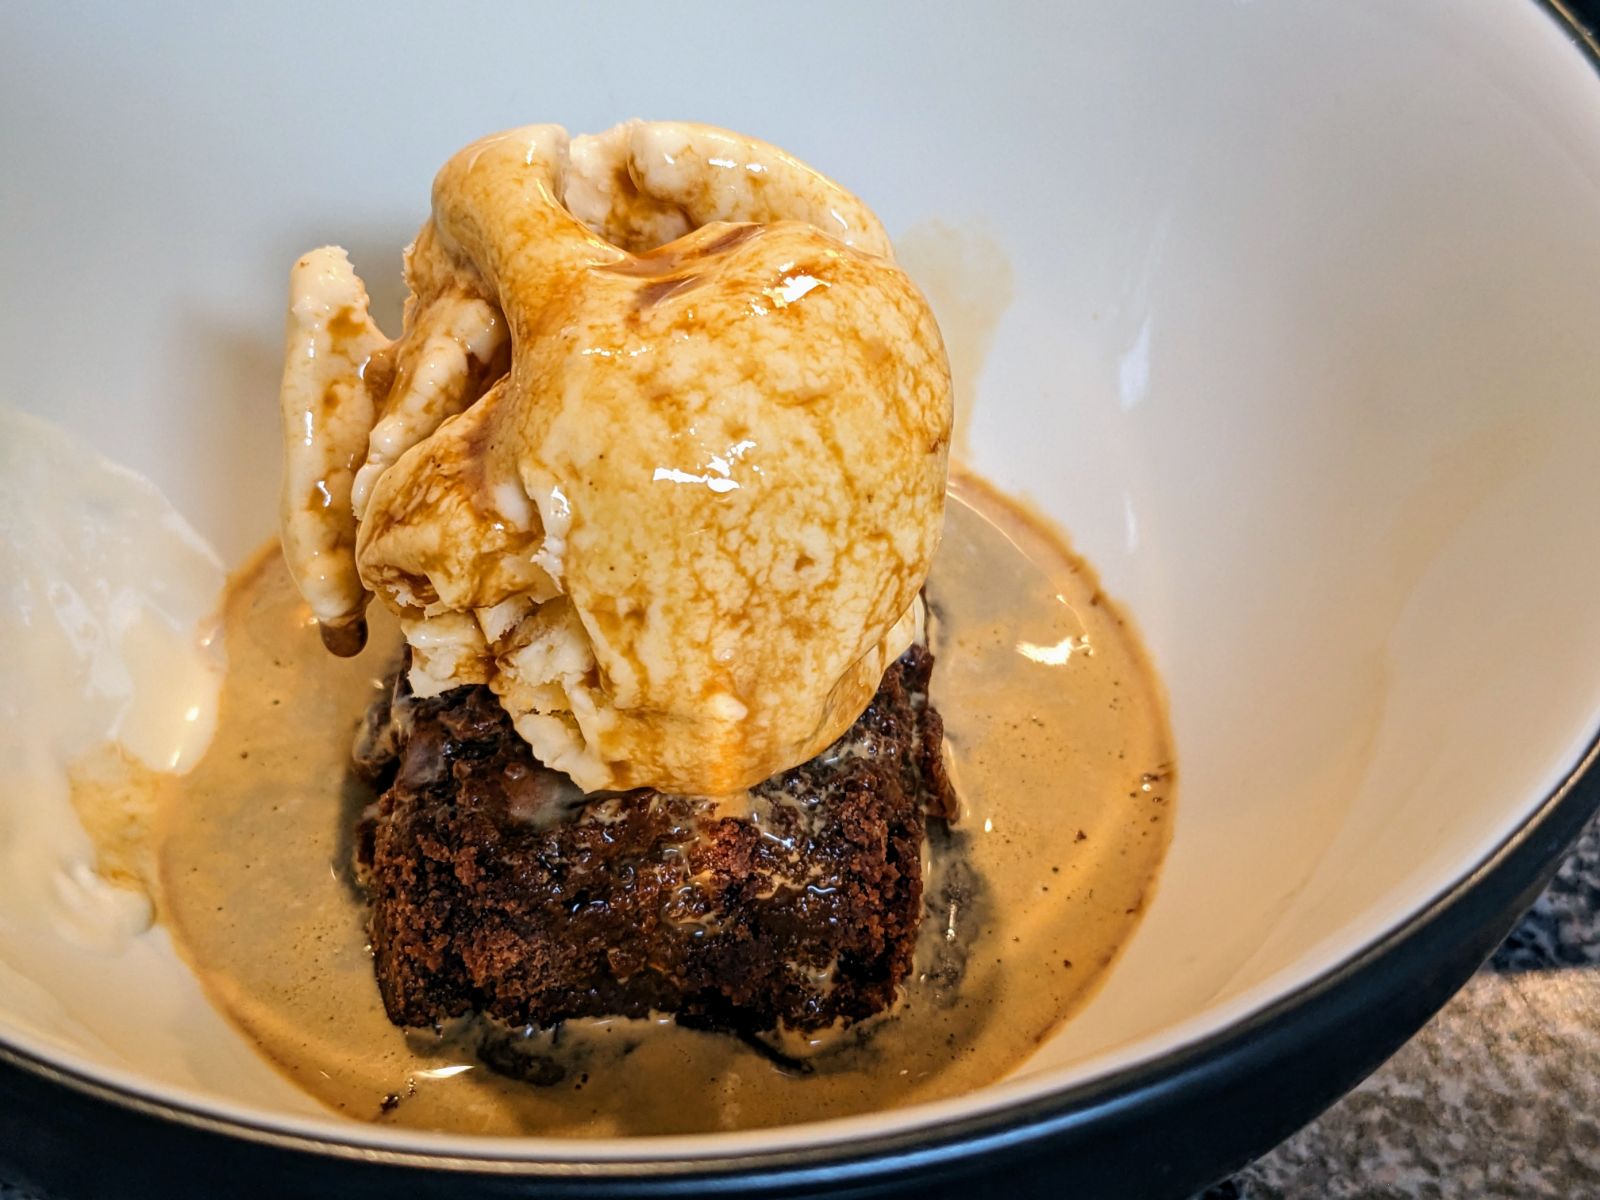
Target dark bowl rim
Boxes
[2,0,1598,1190]
[4,720,1595,1189]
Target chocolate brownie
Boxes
[353,645,956,1035]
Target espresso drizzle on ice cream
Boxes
[279,121,952,796]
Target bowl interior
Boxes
[2,0,1600,1158]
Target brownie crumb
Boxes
[355,646,957,1037]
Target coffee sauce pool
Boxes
[155,475,1175,1135]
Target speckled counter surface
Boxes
[1201,812,1600,1200]
[3,815,1597,1200]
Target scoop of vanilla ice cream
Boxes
[280,121,951,795]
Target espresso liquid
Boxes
[155,476,1175,1135]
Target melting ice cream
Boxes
[279,121,952,794]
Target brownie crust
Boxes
[355,645,955,1035]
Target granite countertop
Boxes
[4,813,1597,1199]
[1201,812,1600,1199]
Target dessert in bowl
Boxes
[2,3,1600,1196]
[139,118,1177,1135]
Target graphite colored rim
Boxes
[2,4,1599,1198]
[3,729,1595,1200]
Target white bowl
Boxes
[2,3,1599,1196]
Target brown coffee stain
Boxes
[895,223,1015,464]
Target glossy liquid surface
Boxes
[156,477,1175,1135]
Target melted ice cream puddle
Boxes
[156,473,1175,1134]
[0,409,225,951]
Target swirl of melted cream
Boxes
[279,121,951,794]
